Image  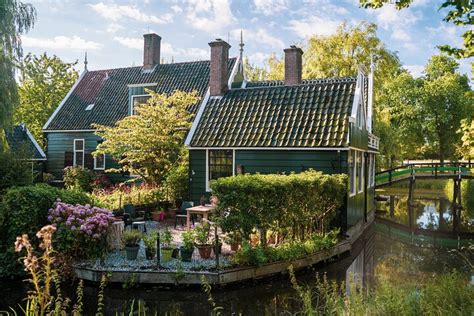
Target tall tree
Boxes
[0,0,36,132]
[14,53,79,146]
[457,118,474,160]
[420,55,472,162]
[94,90,198,185]
[360,0,473,59]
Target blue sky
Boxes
[22,0,472,78]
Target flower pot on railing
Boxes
[125,245,139,260]
[180,246,194,262]
[145,247,156,260]
[161,247,174,262]
[196,244,212,259]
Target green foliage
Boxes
[360,0,473,59]
[143,231,157,249]
[14,53,79,146]
[211,170,347,241]
[94,90,198,185]
[0,0,36,131]
[0,183,91,277]
[194,221,211,246]
[160,227,172,247]
[457,118,474,160]
[122,230,143,246]
[181,230,195,250]
[163,152,189,203]
[0,148,32,192]
[63,166,96,192]
[231,230,339,267]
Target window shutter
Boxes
[64,152,73,167]
[85,153,94,170]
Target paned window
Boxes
[357,152,364,193]
[349,150,356,196]
[208,150,233,182]
[131,95,151,114]
[94,154,105,170]
[73,139,84,167]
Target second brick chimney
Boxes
[209,39,231,96]
[143,33,161,70]
[284,45,303,86]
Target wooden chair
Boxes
[175,201,195,228]
[123,204,146,232]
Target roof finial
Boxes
[239,29,245,56]
[84,50,88,71]
[171,55,174,63]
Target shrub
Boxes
[123,230,143,246]
[48,201,113,259]
[211,170,347,242]
[163,160,189,204]
[0,184,91,277]
[92,183,163,210]
[0,149,32,192]
[143,231,158,250]
[63,166,96,192]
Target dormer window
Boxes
[131,95,151,114]
[85,104,95,111]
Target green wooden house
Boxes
[42,34,240,180]
[185,43,379,230]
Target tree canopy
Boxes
[14,53,79,146]
[93,90,199,185]
[0,0,36,132]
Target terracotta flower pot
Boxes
[230,242,240,252]
[151,211,163,222]
[196,245,212,259]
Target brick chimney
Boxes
[143,33,161,70]
[209,39,231,96]
[284,45,303,85]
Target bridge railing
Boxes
[375,162,472,186]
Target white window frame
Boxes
[205,149,235,192]
[94,154,106,170]
[73,139,85,168]
[131,94,151,115]
[358,152,364,194]
[367,154,374,188]
[349,150,357,197]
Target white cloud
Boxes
[368,5,419,30]
[106,23,124,33]
[89,2,173,24]
[113,36,208,60]
[232,28,284,49]
[253,0,288,16]
[247,52,271,66]
[185,0,235,33]
[170,5,183,13]
[391,28,411,42]
[22,35,102,50]
[427,23,463,47]
[405,64,424,77]
[287,16,340,38]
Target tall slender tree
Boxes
[0,0,36,132]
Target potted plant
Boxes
[122,230,143,260]
[180,230,195,262]
[160,228,174,262]
[194,221,212,259]
[151,210,165,222]
[143,231,158,260]
[225,232,241,252]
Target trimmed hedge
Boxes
[0,184,91,277]
[211,170,347,242]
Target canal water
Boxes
[1,188,472,315]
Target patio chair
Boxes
[123,204,146,232]
[174,201,195,228]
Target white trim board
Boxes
[127,83,157,88]
[188,146,349,151]
[43,70,87,130]
[44,129,97,133]
[184,88,210,146]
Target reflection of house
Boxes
[42,33,241,180]
[186,41,379,229]
[5,124,47,177]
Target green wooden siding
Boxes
[349,122,368,150]
[45,132,115,179]
[189,150,206,203]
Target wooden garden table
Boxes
[186,204,215,230]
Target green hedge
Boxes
[211,170,347,242]
[0,184,91,277]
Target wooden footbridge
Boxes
[375,162,473,233]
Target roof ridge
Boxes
[235,77,356,92]
[85,57,238,73]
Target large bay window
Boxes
[207,149,234,191]
[73,139,84,167]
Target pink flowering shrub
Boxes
[48,200,114,259]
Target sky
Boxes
[21,0,472,78]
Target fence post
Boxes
[214,225,219,269]
[156,231,161,268]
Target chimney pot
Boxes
[284,46,303,86]
[143,33,161,70]
[209,39,231,96]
